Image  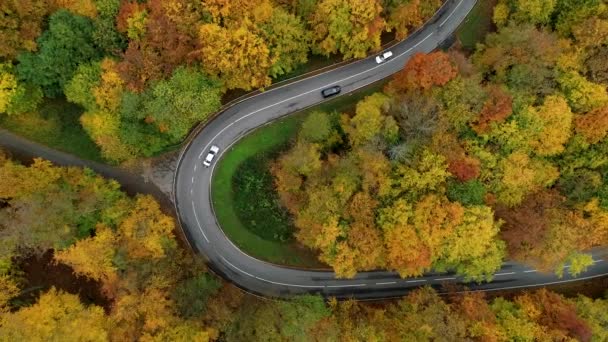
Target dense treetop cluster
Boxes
[0,152,607,341]
[2,1,608,340]
[0,150,222,339]
[0,0,442,162]
[271,0,608,278]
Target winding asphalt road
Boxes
[174,0,608,299]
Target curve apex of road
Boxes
[174,0,608,299]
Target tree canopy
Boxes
[0,0,443,162]
[17,10,103,97]
[270,2,608,277]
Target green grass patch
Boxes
[457,0,497,51]
[232,155,293,242]
[211,81,387,267]
[211,114,322,266]
[0,98,103,162]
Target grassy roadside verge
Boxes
[211,81,387,267]
[456,0,497,51]
[211,113,324,266]
[0,98,104,162]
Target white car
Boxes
[375,51,393,64]
[203,145,220,167]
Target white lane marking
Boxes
[191,177,194,184]
[209,135,241,186]
[221,256,256,278]
[177,1,582,292]
[199,33,436,266]
[190,189,193,195]
[403,32,435,55]
[218,253,608,290]
[563,265,571,269]
[376,281,397,285]
[199,32,435,156]
[194,163,197,171]
[440,0,464,27]
[594,259,604,263]
[205,157,265,262]
[453,272,608,294]
[174,0,454,188]
[199,0,453,105]
[191,201,210,243]
[254,277,324,288]
[326,284,366,288]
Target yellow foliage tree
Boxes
[201,0,232,22]
[93,59,125,112]
[495,152,559,207]
[0,275,19,313]
[493,1,510,27]
[0,63,41,115]
[331,242,358,278]
[391,149,450,198]
[278,140,322,177]
[198,23,273,90]
[387,0,422,40]
[0,158,62,200]
[572,16,608,49]
[343,93,392,146]
[379,195,466,277]
[69,58,134,163]
[526,95,573,156]
[413,194,464,257]
[511,0,556,25]
[110,287,182,340]
[574,199,608,249]
[54,0,98,18]
[118,195,175,259]
[0,65,18,113]
[0,288,108,341]
[313,216,342,252]
[310,0,385,59]
[437,206,506,281]
[357,148,392,197]
[54,225,118,286]
[558,71,608,113]
[148,323,216,342]
[202,0,270,26]
[347,223,385,271]
[384,222,430,277]
[80,110,135,162]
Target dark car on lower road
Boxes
[321,85,341,98]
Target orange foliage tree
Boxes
[448,156,481,182]
[472,86,513,134]
[496,189,607,273]
[385,52,458,94]
[575,105,608,144]
[117,0,201,91]
[0,0,51,59]
[516,289,592,341]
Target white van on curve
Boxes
[375,51,393,64]
[203,145,220,167]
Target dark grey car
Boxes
[321,85,341,98]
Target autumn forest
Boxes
[1,0,608,340]
[272,4,608,279]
